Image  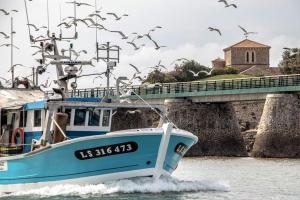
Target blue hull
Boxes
[0,130,197,190]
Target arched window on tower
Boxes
[251,51,255,63]
[246,51,250,63]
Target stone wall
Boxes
[166,100,247,157]
[111,108,160,131]
[252,94,300,158]
[233,101,265,131]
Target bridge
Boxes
[65,74,300,158]
[68,74,300,103]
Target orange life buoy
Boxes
[11,128,24,146]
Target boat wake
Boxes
[0,176,230,197]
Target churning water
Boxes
[0,157,299,200]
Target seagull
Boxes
[57,22,73,28]
[283,47,291,51]
[72,19,89,26]
[127,42,145,50]
[171,58,190,65]
[88,13,106,21]
[106,12,128,20]
[0,9,9,15]
[0,43,19,49]
[156,60,167,70]
[27,23,39,31]
[66,1,92,7]
[8,64,29,72]
[238,25,258,38]
[11,9,18,13]
[188,69,213,77]
[31,45,42,49]
[34,35,45,40]
[152,40,166,50]
[126,109,141,114]
[129,64,141,74]
[109,30,128,39]
[135,75,145,82]
[82,18,98,26]
[218,0,237,8]
[0,32,9,39]
[208,27,222,36]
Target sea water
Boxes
[0,157,299,200]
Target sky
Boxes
[0,0,300,88]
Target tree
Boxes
[279,48,300,74]
[144,60,209,83]
[173,60,209,82]
[143,69,176,84]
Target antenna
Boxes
[96,42,121,99]
[59,3,62,39]
[10,17,14,88]
[95,0,99,54]
[47,0,50,37]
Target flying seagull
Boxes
[27,23,39,31]
[66,1,92,7]
[189,69,213,77]
[238,25,258,38]
[106,12,129,20]
[151,39,166,50]
[0,9,9,15]
[171,58,190,65]
[126,109,142,114]
[208,27,222,36]
[129,64,141,74]
[109,30,128,39]
[127,42,145,50]
[89,13,106,21]
[218,0,237,8]
[0,32,9,39]
[0,43,19,49]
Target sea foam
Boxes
[0,176,230,197]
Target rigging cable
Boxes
[23,0,32,42]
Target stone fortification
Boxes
[252,94,300,158]
[166,100,247,157]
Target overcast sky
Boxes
[0,0,300,88]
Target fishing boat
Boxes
[0,1,198,193]
[0,93,197,192]
[0,38,198,195]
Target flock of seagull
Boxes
[0,0,262,88]
[208,0,258,38]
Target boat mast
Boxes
[10,17,14,88]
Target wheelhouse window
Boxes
[102,110,111,127]
[19,110,27,127]
[64,108,72,125]
[34,110,42,127]
[74,109,86,126]
[88,109,101,126]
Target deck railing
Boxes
[47,74,300,98]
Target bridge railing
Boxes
[47,74,300,98]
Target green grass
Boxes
[200,74,253,81]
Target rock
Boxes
[166,100,247,157]
[252,94,300,158]
[241,129,257,153]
